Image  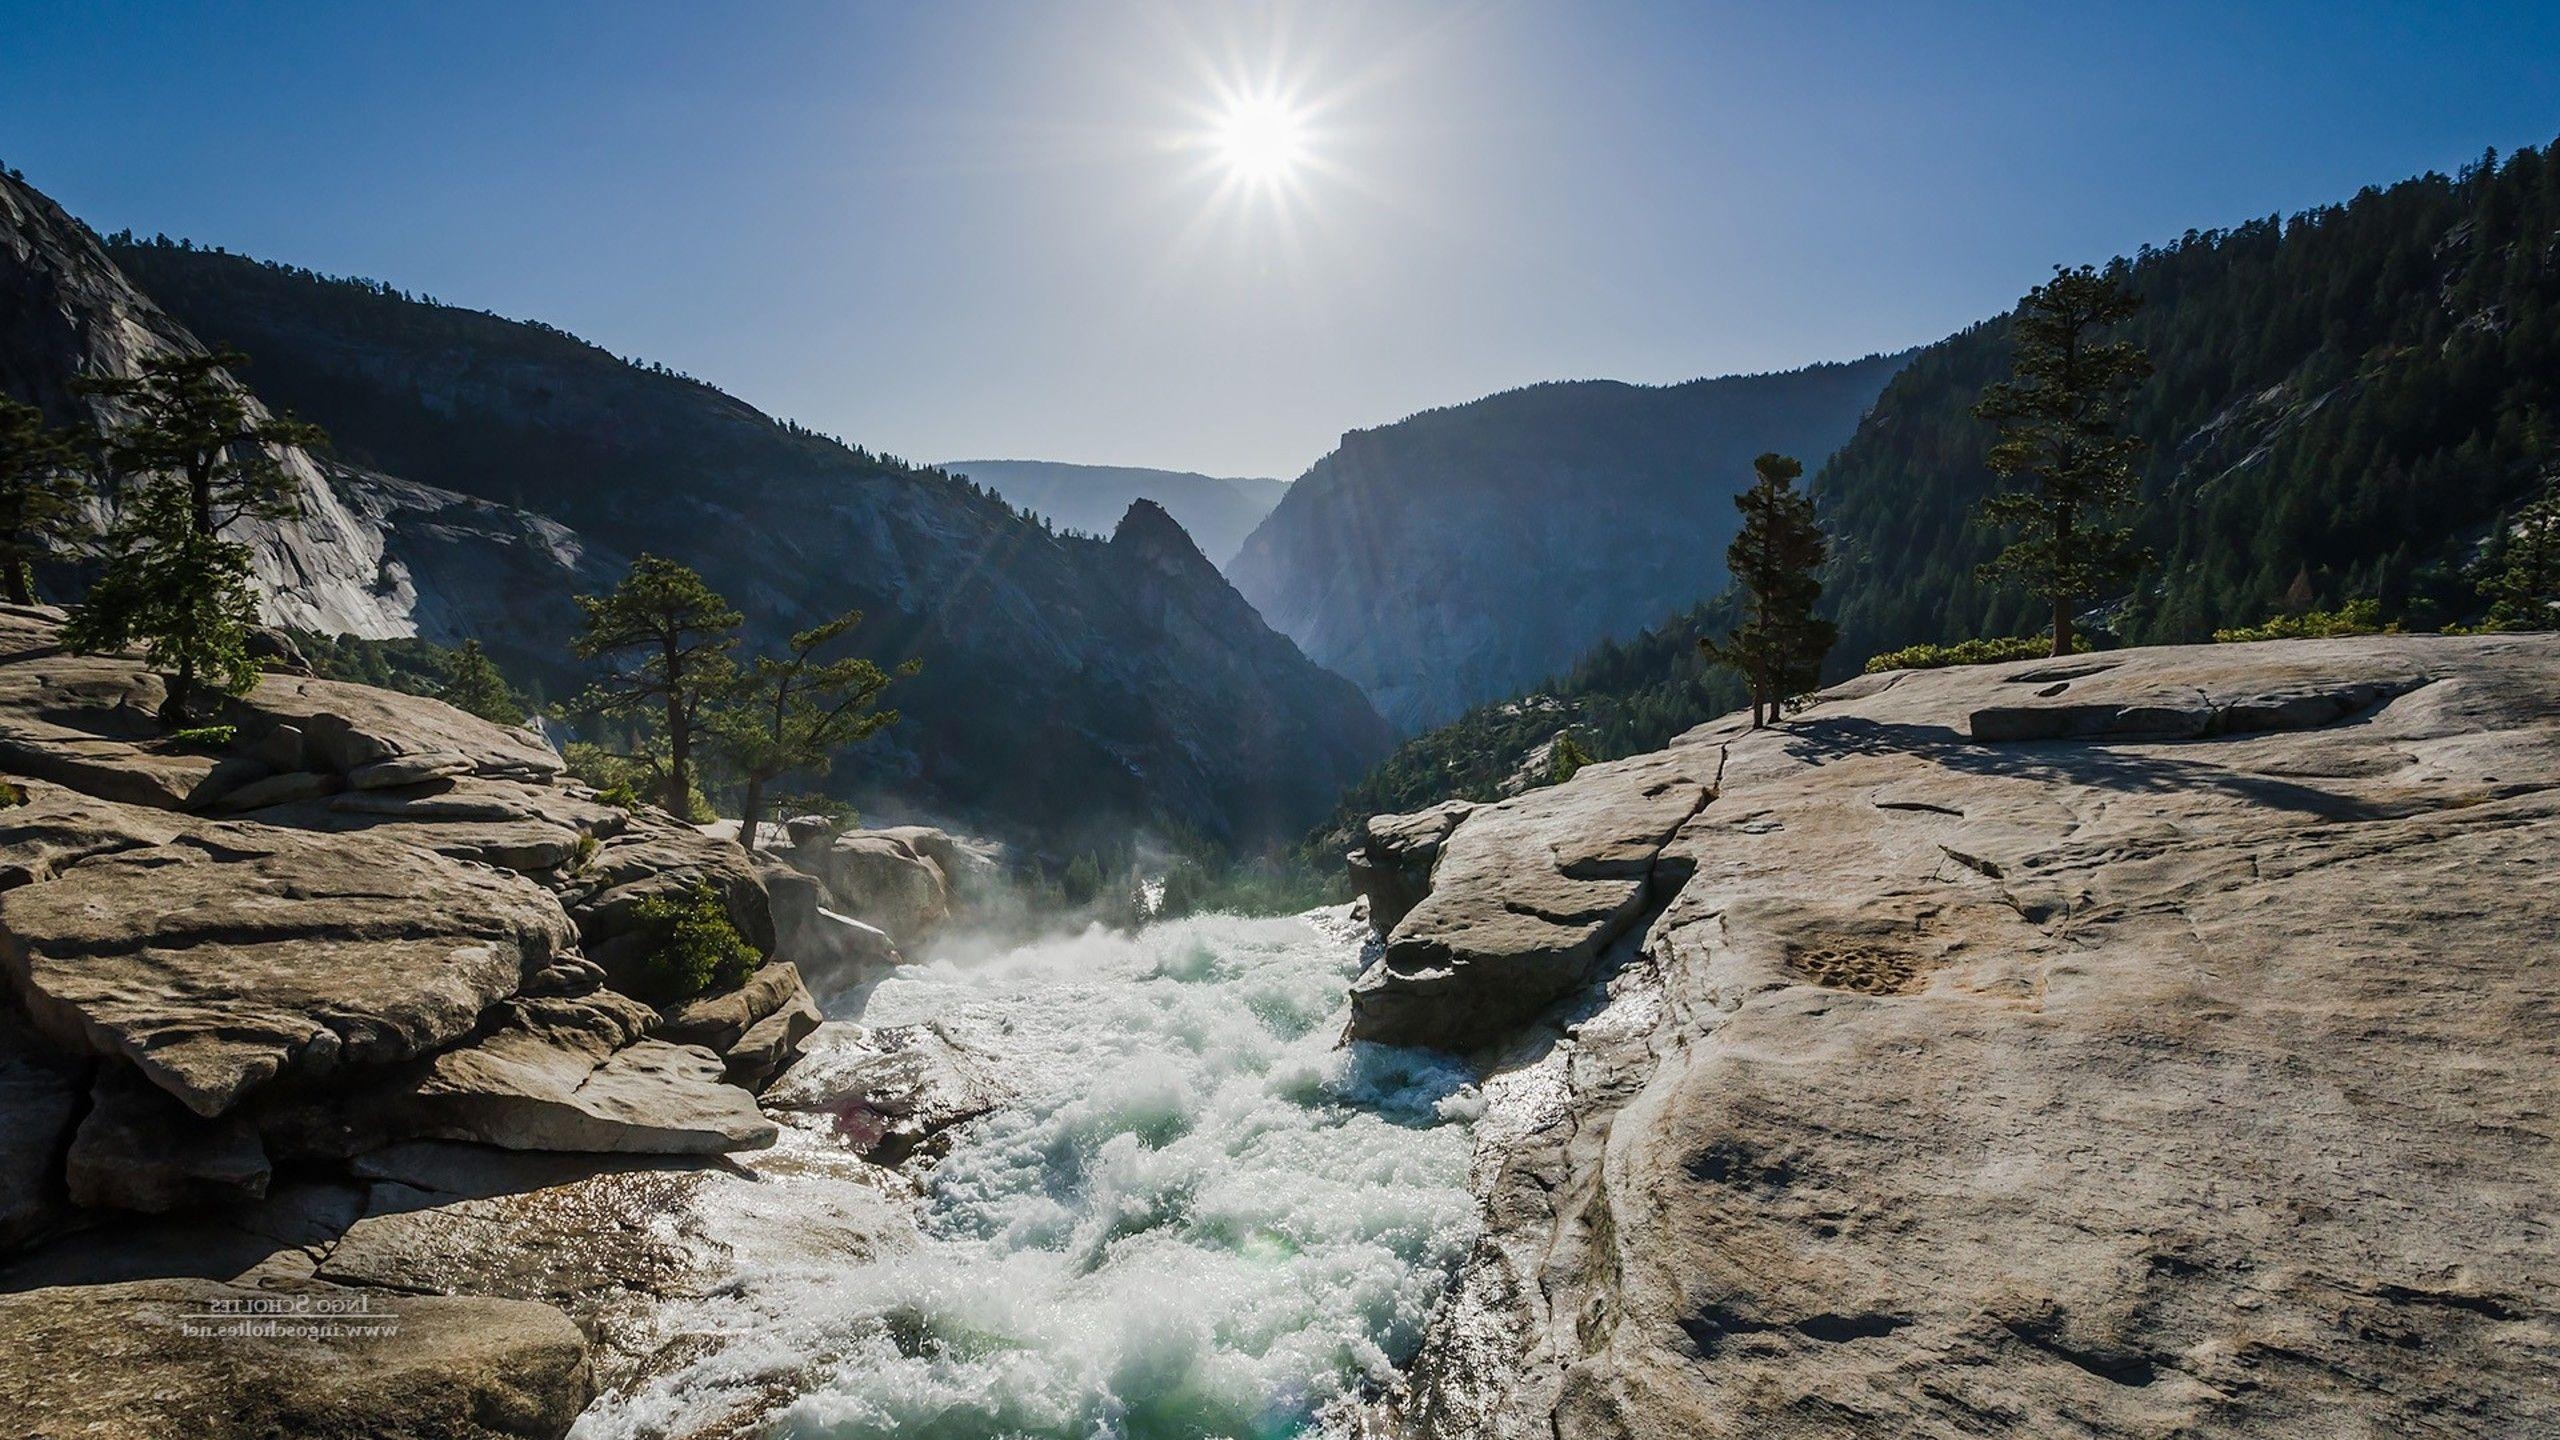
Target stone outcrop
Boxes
[0,1279,593,1439]
[0,605,840,1437]
[1368,634,2560,1439]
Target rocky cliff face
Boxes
[943,458,1288,572]
[1229,356,1908,732]
[0,171,465,639]
[98,237,1390,847]
[1348,634,2559,1437]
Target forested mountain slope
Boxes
[1325,140,2560,840]
[1228,355,1910,731]
[11,224,1392,849]
[942,459,1286,571]
[1819,141,2559,659]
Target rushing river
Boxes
[573,909,1482,1440]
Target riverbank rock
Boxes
[0,603,805,1433]
[1348,751,1709,1051]
[0,1278,592,1439]
[1381,634,2560,1439]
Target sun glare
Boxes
[1214,94,1309,184]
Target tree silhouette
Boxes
[571,556,740,815]
[713,610,914,843]
[0,397,91,606]
[1972,264,2154,657]
[1701,453,1836,727]
[64,350,327,719]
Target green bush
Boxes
[1548,732,1596,785]
[1863,634,2086,674]
[627,882,760,1005]
[165,723,238,751]
[2212,599,2398,643]
[0,780,25,809]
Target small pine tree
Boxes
[0,397,92,605]
[711,610,915,842]
[436,638,528,725]
[2477,479,2559,628]
[1973,264,2154,657]
[1700,453,1837,727]
[571,556,741,816]
[65,350,327,720]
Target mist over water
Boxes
[573,910,1481,1440]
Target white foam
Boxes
[573,911,1479,1440]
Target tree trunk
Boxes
[3,559,32,607]
[662,634,690,817]
[168,653,196,726]
[738,777,766,850]
[2051,508,2076,658]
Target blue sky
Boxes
[4,2,2555,477]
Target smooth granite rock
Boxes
[0,1278,592,1439]
[1388,633,2560,1440]
[0,824,579,1117]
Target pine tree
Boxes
[64,350,327,719]
[570,556,740,815]
[711,610,914,843]
[2479,478,2560,628]
[1972,265,2154,657]
[0,397,91,606]
[435,638,527,725]
[1700,453,1837,727]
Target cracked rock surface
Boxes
[1360,634,2560,1439]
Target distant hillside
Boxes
[943,459,1287,571]
[1228,355,1910,731]
[87,235,1391,850]
[1321,139,2560,842]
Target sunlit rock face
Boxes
[1229,355,1908,733]
[1354,633,2560,1439]
[0,170,439,639]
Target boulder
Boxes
[373,991,777,1155]
[765,1024,1005,1166]
[228,671,563,785]
[1345,750,1709,1051]
[347,749,476,789]
[0,823,578,1117]
[792,829,951,947]
[208,770,340,812]
[66,1068,270,1213]
[319,1143,709,1311]
[0,1279,591,1440]
[658,959,821,1087]
[1346,798,1474,937]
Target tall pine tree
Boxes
[1701,452,1836,727]
[65,350,328,720]
[571,555,740,816]
[712,610,914,842]
[1972,264,2154,657]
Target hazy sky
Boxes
[4,2,2556,477]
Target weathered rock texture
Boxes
[1361,635,2560,1439]
[0,1279,593,1439]
[0,605,856,1437]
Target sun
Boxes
[1213,94,1309,184]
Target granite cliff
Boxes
[1229,356,1908,732]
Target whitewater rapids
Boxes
[571,909,1482,1440]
